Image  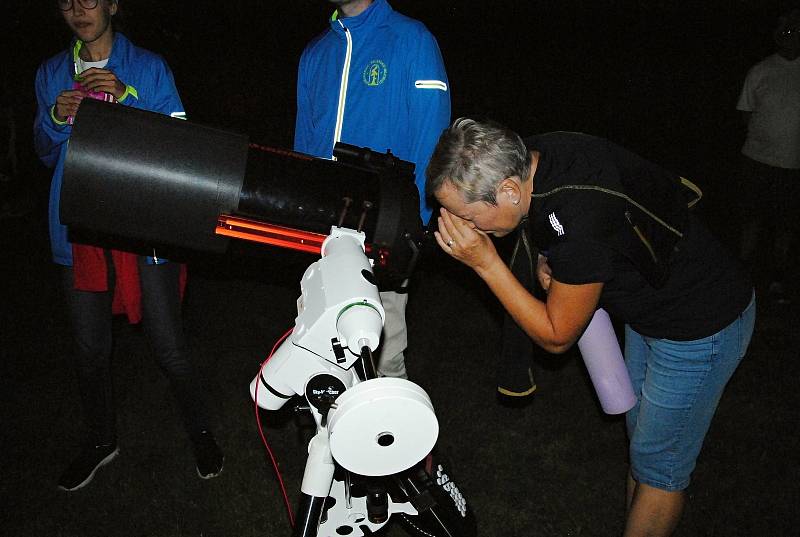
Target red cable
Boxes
[254,326,296,528]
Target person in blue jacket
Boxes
[294,0,451,378]
[34,0,222,491]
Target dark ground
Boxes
[2,1,800,536]
[2,196,799,537]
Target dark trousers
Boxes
[61,257,210,445]
[738,155,800,283]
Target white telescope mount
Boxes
[250,227,473,537]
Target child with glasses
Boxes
[34,0,223,491]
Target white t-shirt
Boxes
[737,53,800,169]
[75,57,109,75]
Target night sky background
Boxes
[3,0,791,180]
[2,1,799,536]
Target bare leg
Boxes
[624,479,685,537]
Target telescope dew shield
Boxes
[62,99,248,253]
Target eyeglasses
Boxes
[58,0,99,11]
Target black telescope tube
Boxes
[62,99,248,253]
[61,100,423,284]
[237,145,381,235]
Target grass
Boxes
[1,203,798,537]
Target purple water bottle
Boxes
[577,308,637,414]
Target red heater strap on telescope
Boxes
[216,214,382,263]
[216,215,327,254]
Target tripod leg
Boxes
[292,494,327,537]
[292,432,335,537]
[393,451,477,537]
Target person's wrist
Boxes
[117,84,137,103]
[50,105,69,126]
[473,252,502,279]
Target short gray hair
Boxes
[425,118,531,205]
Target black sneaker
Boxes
[58,442,119,491]
[193,430,223,479]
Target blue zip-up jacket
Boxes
[34,32,185,265]
[294,0,450,225]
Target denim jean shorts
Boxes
[624,293,756,491]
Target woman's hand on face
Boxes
[78,68,127,100]
[434,207,499,272]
